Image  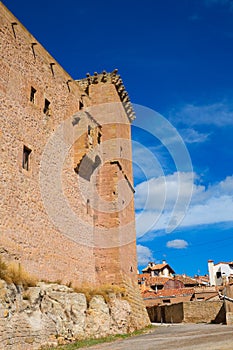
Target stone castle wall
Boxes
[0,3,150,329]
[0,2,96,285]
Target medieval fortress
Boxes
[0,1,149,334]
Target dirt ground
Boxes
[78,323,233,350]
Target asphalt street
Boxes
[78,323,233,350]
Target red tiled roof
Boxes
[156,288,194,297]
[142,263,175,274]
[142,288,194,299]
[142,290,158,298]
[138,273,199,286]
[148,276,171,285]
[194,276,210,285]
[142,263,166,271]
[138,273,150,279]
[174,275,198,285]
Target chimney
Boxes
[162,260,166,264]
[208,260,215,286]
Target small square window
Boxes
[30,87,36,103]
[162,299,171,303]
[22,146,32,171]
[43,98,50,116]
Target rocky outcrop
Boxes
[0,280,133,349]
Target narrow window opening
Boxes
[97,132,102,144]
[50,63,55,77]
[31,43,37,59]
[11,22,17,39]
[88,125,91,135]
[43,99,50,116]
[87,199,90,214]
[30,87,36,103]
[22,146,32,171]
[66,79,72,92]
[79,100,84,110]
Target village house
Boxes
[138,261,219,306]
[140,261,225,324]
[141,261,175,277]
[208,260,233,286]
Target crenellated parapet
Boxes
[77,69,136,122]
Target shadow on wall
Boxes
[212,303,226,324]
[75,155,101,181]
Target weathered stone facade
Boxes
[147,301,226,324]
[0,1,150,332]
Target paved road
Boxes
[79,324,233,350]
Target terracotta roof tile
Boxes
[148,276,171,285]
[142,263,175,273]
[174,275,198,285]
[142,288,194,299]
[138,273,150,279]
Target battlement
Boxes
[77,70,136,122]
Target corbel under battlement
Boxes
[76,69,136,123]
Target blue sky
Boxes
[3,0,233,276]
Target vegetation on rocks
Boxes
[73,284,126,304]
[0,256,37,288]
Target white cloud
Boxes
[169,102,233,127]
[179,128,210,143]
[135,172,195,212]
[136,245,154,266]
[135,173,233,238]
[166,239,188,249]
[182,195,233,227]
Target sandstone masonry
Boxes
[0,1,150,333]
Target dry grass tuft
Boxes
[73,283,126,304]
[0,257,8,282]
[0,256,37,288]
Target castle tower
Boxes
[77,72,137,285]
[0,3,150,329]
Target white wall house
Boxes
[142,261,175,278]
[208,260,233,286]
